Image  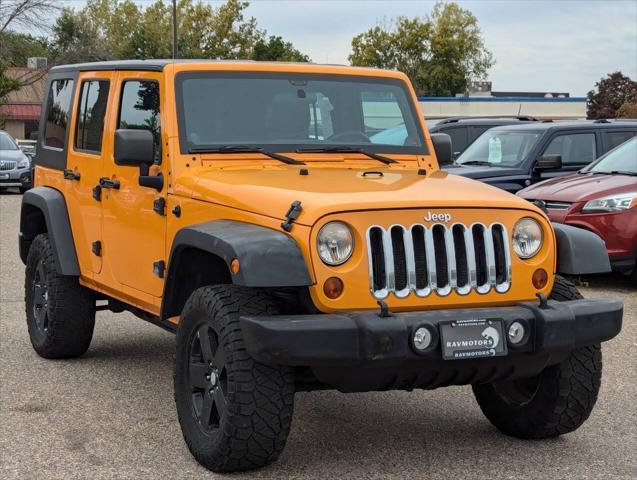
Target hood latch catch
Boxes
[281,200,302,232]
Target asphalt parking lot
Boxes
[0,190,635,479]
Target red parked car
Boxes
[518,136,637,279]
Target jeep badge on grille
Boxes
[425,212,451,222]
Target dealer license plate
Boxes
[440,319,507,360]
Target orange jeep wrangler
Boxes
[20,60,622,472]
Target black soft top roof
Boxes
[48,59,256,74]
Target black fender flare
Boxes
[552,223,611,275]
[161,220,313,320]
[19,186,80,275]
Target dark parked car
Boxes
[518,136,637,278]
[444,120,637,193]
[0,130,33,193]
[429,116,539,162]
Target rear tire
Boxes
[472,275,601,439]
[25,234,96,358]
[174,285,295,473]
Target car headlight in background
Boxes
[317,221,353,266]
[512,217,543,259]
[582,192,637,213]
[18,157,30,169]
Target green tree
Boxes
[349,1,493,96]
[252,36,310,62]
[587,72,637,119]
[50,0,309,63]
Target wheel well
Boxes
[162,247,232,320]
[19,203,47,264]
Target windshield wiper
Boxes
[188,145,304,165]
[295,146,397,165]
[457,160,493,166]
[584,170,637,176]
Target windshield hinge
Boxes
[281,200,302,232]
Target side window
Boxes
[606,130,636,150]
[445,127,469,156]
[543,132,597,165]
[43,79,74,149]
[75,80,109,153]
[118,80,160,159]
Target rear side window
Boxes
[43,79,74,149]
[118,80,160,150]
[606,130,636,150]
[543,132,597,165]
[75,80,109,153]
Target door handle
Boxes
[99,177,120,190]
[63,169,81,181]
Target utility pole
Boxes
[172,0,178,59]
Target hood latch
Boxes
[281,200,302,232]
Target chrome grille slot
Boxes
[0,161,17,171]
[366,222,511,299]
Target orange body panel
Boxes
[34,61,554,320]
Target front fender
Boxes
[552,223,611,275]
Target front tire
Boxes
[472,276,602,439]
[25,234,96,358]
[174,285,295,473]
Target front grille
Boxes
[544,201,572,210]
[0,161,16,171]
[366,223,511,299]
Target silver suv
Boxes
[0,130,32,193]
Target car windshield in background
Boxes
[456,130,541,167]
[176,72,425,154]
[0,133,19,151]
[583,137,637,175]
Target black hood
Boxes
[442,164,526,180]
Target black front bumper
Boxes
[240,298,622,392]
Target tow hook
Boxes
[536,292,549,309]
[377,300,392,318]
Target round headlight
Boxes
[317,222,353,266]
[512,217,543,259]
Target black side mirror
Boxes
[430,133,453,165]
[535,154,562,171]
[114,129,154,166]
[114,129,163,191]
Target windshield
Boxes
[176,72,426,154]
[584,137,637,174]
[456,130,541,167]
[0,133,19,151]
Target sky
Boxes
[50,0,637,97]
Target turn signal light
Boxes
[532,268,548,289]
[230,258,240,274]
[323,277,344,299]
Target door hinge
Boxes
[153,260,166,278]
[281,200,302,232]
[92,185,102,201]
[153,197,166,216]
[92,241,102,257]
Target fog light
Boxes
[323,277,344,299]
[508,321,525,344]
[532,268,548,289]
[413,327,432,350]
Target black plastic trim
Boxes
[552,223,611,274]
[20,187,80,275]
[161,220,312,320]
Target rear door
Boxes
[100,71,167,299]
[65,72,115,274]
[603,129,637,152]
